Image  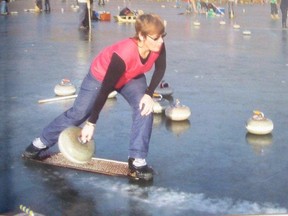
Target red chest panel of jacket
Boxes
[90,38,160,89]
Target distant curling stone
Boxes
[54,79,77,96]
[242,30,251,35]
[219,20,226,25]
[108,90,117,99]
[71,4,79,12]
[193,21,200,26]
[246,111,273,135]
[233,24,240,29]
[155,80,173,96]
[152,93,170,114]
[165,99,191,121]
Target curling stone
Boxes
[233,24,240,29]
[58,127,95,164]
[108,90,117,99]
[246,111,273,135]
[193,21,200,26]
[155,80,173,96]
[54,79,77,96]
[219,20,226,25]
[242,30,251,35]
[152,94,170,114]
[71,4,79,11]
[165,99,191,121]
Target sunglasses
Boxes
[147,32,167,41]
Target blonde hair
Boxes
[134,14,165,40]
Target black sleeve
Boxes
[145,44,166,96]
[88,53,126,124]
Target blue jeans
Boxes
[40,72,153,159]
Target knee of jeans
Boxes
[66,108,90,122]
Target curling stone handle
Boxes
[78,136,87,145]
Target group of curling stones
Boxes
[152,81,191,121]
[49,78,192,122]
[53,79,274,134]
[153,81,274,137]
[42,79,275,164]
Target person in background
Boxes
[44,0,50,12]
[98,0,104,6]
[35,0,42,12]
[23,14,167,181]
[280,0,288,28]
[270,0,279,19]
[186,0,197,14]
[228,0,236,18]
[0,0,9,15]
[78,0,93,29]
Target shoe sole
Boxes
[22,152,40,160]
[128,171,153,181]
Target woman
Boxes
[23,14,167,181]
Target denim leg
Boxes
[119,75,153,159]
[40,72,101,147]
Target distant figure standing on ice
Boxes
[0,0,9,15]
[44,0,50,12]
[280,0,288,28]
[228,0,236,18]
[270,0,279,19]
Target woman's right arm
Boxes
[81,53,126,142]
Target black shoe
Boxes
[128,158,154,181]
[22,143,48,159]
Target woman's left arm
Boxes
[145,44,167,96]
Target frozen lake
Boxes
[1,0,288,215]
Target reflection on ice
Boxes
[246,133,273,155]
[165,119,191,136]
[83,177,287,215]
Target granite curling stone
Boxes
[108,90,117,99]
[54,79,77,96]
[246,110,273,135]
[165,99,191,121]
[152,93,170,114]
[58,126,95,164]
[155,80,173,96]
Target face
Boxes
[142,32,166,52]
